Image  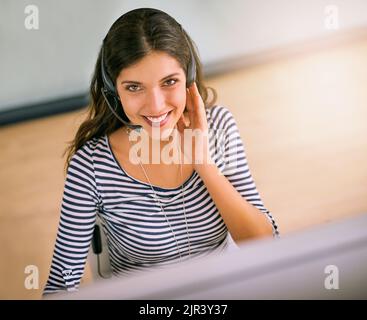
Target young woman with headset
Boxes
[43,8,279,295]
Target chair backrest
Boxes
[88,215,112,280]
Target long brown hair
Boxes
[64,8,217,171]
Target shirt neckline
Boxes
[104,134,197,192]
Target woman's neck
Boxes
[123,126,183,165]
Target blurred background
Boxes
[0,0,366,299]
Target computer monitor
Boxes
[47,213,367,299]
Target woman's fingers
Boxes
[190,82,201,105]
[186,88,195,125]
[176,114,186,133]
[186,88,193,111]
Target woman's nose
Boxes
[145,88,166,115]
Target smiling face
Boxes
[115,51,187,140]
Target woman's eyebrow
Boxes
[121,72,181,85]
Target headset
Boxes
[100,26,197,131]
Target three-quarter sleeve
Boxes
[210,105,279,237]
[43,144,100,295]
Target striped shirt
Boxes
[43,105,279,295]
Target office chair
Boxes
[89,215,112,279]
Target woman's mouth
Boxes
[143,110,172,127]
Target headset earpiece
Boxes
[182,30,197,88]
[186,48,196,87]
[101,48,117,95]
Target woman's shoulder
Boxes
[70,135,108,164]
[206,105,238,129]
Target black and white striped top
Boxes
[43,105,279,295]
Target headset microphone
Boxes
[100,87,143,132]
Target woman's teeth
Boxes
[145,112,169,123]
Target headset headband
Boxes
[101,27,196,96]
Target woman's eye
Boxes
[124,79,178,92]
[125,85,141,92]
[164,78,178,86]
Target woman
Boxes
[43,8,278,295]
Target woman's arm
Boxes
[178,84,278,244]
[195,162,273,243]
[43,144,99,295]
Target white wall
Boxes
[1,0,367,111]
